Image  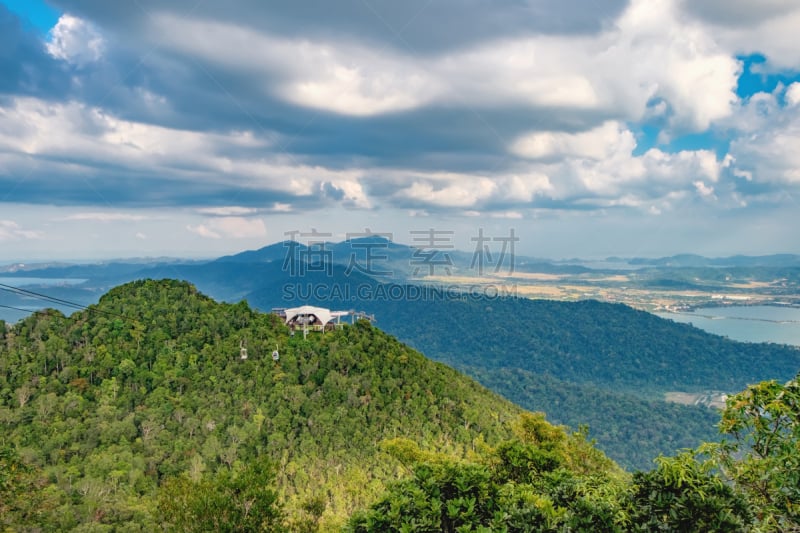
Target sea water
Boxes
[656,305,800,346]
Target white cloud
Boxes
[152,14,441,116]
[186,224,221,239]
[269,203,293,213]
[0,98,273,176]
[606,0,739,131]
[641,149,721,183]
[320,180,372,208]
[212,217,268,239]
[0,97,369,205]
[0,220,42,241]
[149,0,738,131]
[196,206,259,217]
[286,54,437,116]
[680,0,800,69]
[453,0,738,131]
[46,14,105,66]
[506,118,725,208]
[786,83,800,107]
[724,84,800,185]
[495,173,553,203]
[187,217,267,240]
[598,147,719,199]
[0,0,796,235]
[693,180,716,198]
[362,126,723,211]
[490,211,524,219]
[394,173,497,208]
[4,1,800,261]
[439,40,600,109]
[64,212,148,222]
[511,121,636,160]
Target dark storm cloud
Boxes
[0,167,320,209]
[49,0,629,54]
[282,105,616,171]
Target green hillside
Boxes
[466,367,721,470]
[3,279,799,531]
[247,284,800,469]
[0,279,552,530]
[368,296,800,470]
[359,296,800,394]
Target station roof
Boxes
[284,305,335,326]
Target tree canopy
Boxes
[2,279,800,531]
[0,280,527,529]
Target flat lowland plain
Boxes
[422,268,799,312]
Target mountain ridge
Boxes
[0,279,546,529]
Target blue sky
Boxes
[1,0,799,260]
[2,0,58,32]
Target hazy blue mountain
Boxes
[629,253,800,268]
[514,261,594,274]
[213,240,306,264]
[212,236,579,279]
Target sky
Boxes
[0,0,799,261]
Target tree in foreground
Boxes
[711,376,800,531]
[347,413,627,532]
[624,450,752,532]
[347,378,800,533]
[157,459,285,532]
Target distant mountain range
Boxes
[626,253,800,268]
[3,238,799,322]
[7,237,800,277]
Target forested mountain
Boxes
[244,271,800,395]
[0,279,535,530]
[374,296,798,469]
[4,243,799,473]
[350,296,800,394]
[466,368,721,470]
[248,284,800,469]
[2,280,800,531]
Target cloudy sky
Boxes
[1,0,799,261]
